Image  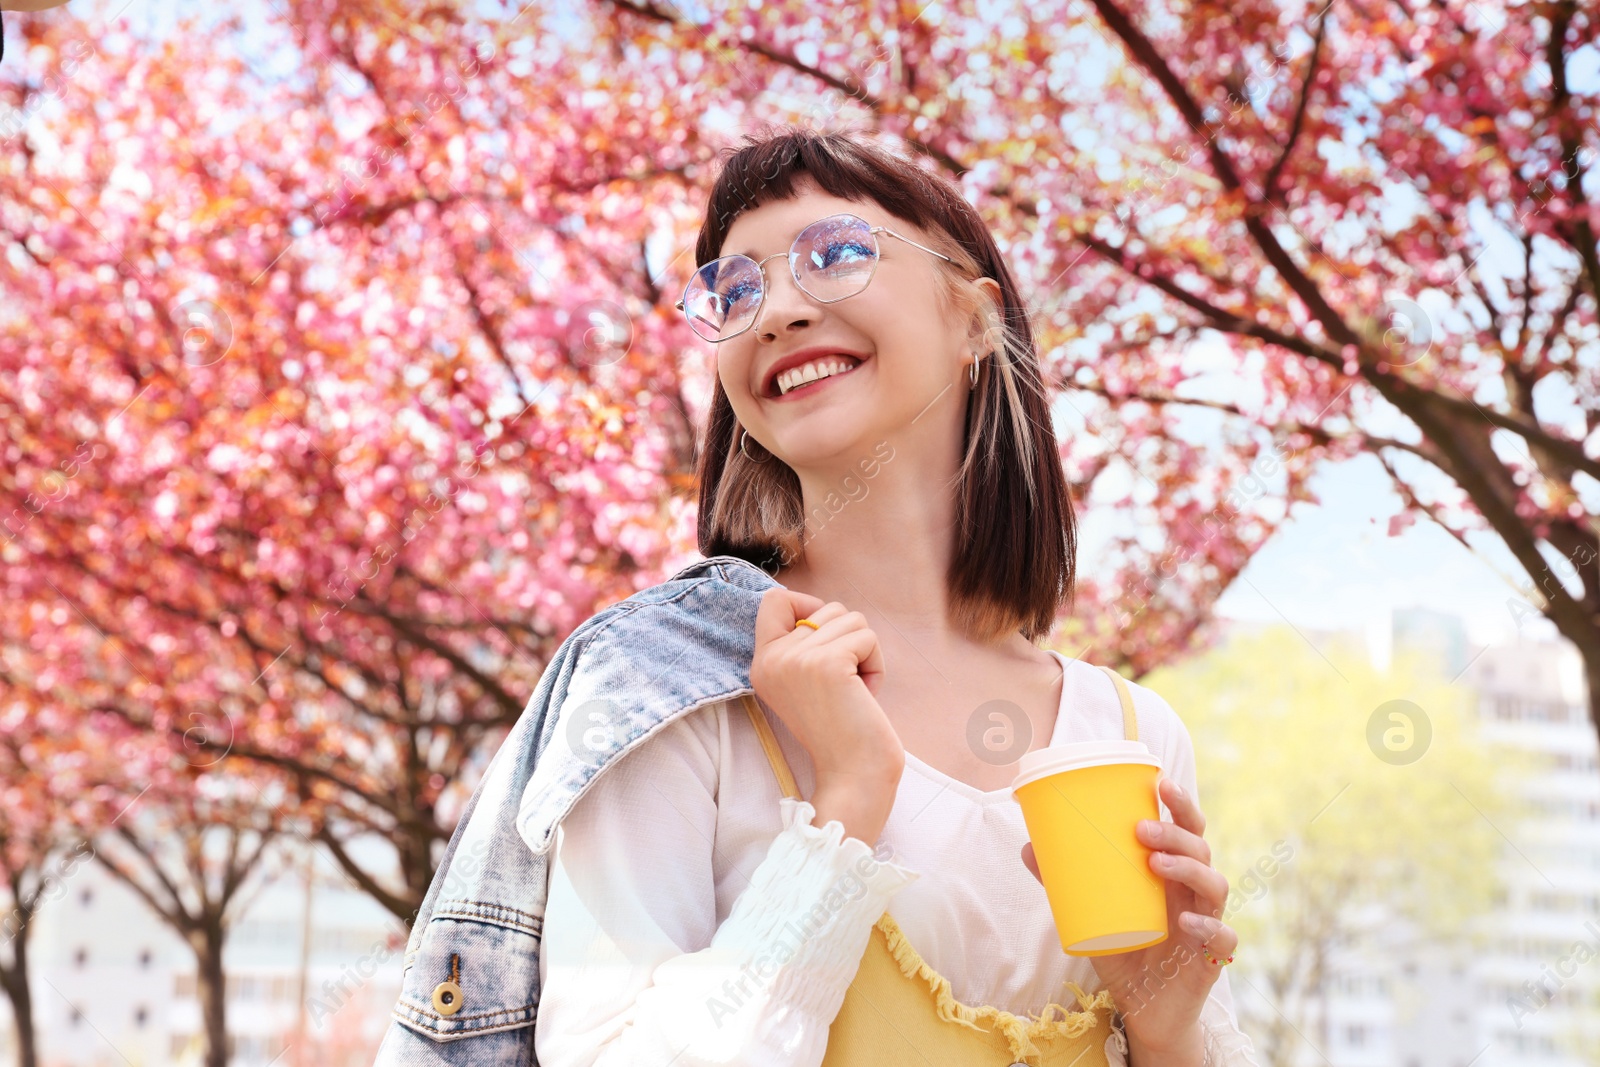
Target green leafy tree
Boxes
[1143,625,1520,1067]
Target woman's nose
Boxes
[754,261,823,340]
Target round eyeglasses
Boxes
[675,212,955,343]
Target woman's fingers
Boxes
[831,631,887,696]
[1021,841,1041,883]
[1178,910,1239,958]
[783,605,886,696]
[1142,777,1229,914]
[1159,776,1206,837]
[1148,852,1230,914]
[754,587,828,648]
[1137,816,1212,867]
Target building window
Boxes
[138,948,152,969]
[79,887,92,907]
[72,947,87,968]
[133,1005,148,1028]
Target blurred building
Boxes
[0,836,403,1067]
[1386,608,1600,1067]
[1391,606,1471,679]
[1205,608,1599,1067]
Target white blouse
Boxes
[534,649,1260,1066]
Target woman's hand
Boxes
[1020,775,1234,1058]
[750,587,905,840]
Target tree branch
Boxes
[1262,4,1329,199]
[315,826,413,920]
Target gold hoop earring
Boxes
[740,428,769,462]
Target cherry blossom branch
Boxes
[1261,4,1329,199]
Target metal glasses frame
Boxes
[674,213,956,342]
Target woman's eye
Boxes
[718,280,759,307]
[819,240,872,268]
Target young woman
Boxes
[532,127,1260,1067]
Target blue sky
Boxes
[1205,452,1548,649]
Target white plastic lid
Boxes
[1010,740,1161,794]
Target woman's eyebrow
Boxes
[734,239,782,258]
[731,224,807,260]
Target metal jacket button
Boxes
[432,979,464,1015]
[432,952,465,1015]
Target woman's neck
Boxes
[771,556,1034,661]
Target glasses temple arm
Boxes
[877,228,956,264]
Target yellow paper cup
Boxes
[1012,741,1167,956]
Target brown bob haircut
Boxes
[693,125,1076,644]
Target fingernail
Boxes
[1168,781,1185,802]
[1182,913,1219,937]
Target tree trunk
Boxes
[1261,966,1296,1067]
[402,821,436,922]
[0,911,37,1067]
[1576,631,1600,745]
[1500,564,1600,739]
[189,922,229,1067]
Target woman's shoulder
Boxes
[560,696,737,833]
[622,691,736,765]
[1059,654,1193,757]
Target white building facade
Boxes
[0,838,403,1067]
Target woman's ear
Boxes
[964,278,1006,357]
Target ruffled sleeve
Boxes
[1100,964,1259,1067]
[1197,970,1260,1067]
[535,704,920,1067]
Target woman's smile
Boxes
[767,357,869,402]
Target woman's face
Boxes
[713,180,984,472]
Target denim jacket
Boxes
[372,554,781,1066]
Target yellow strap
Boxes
[741,694,801,800]
[1095,664,1139,743]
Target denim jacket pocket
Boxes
[389,898,543,1040]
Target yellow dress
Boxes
[737,662,1142,1067]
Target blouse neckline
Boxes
[900,649,1070,804]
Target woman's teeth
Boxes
[777,358,860,396]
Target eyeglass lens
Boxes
[681,214,880,341]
